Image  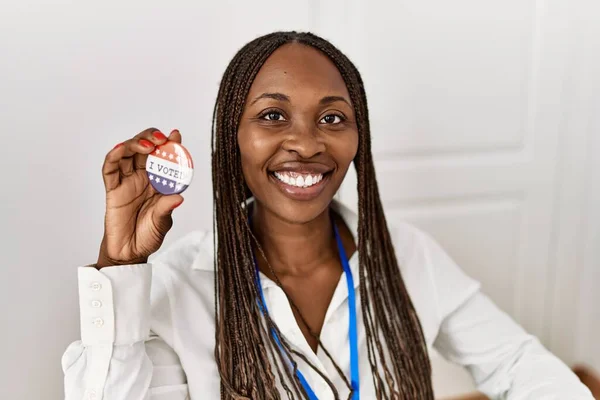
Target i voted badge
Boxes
[146,141,194,195]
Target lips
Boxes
[268,170,332,201]
[267,161,334,201]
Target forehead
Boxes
[248,42,350,99]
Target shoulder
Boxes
[388,218,480,296]
[147,229,216,300]
[386,220,441,301]
[388,220,432,266]
[387,219,458,283]
[388,219,472,279]
[387,219,480,338]
[149,230,215,275]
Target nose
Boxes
[281,123,326,159]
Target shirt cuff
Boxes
[78,264,152,346]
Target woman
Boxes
[62,32,592,399]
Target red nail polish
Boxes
[113,142,124,149]
[171,200,184,210]
[152,131,167,141]
[139,139,154,148]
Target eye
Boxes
[261,111,287,121]
[319,114,344,124]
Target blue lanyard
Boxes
[253,219,360,400]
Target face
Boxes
[238,43,359,224]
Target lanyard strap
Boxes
[253,217,360,400]
[333,222,360,399]
[255,266,320,400]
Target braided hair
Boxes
[211,31,434,400]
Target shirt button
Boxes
[86,389,97,399]
[93,318,104,327]
[91,300,102,308]
[90,282,102,291]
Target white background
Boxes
[1,1,598,399]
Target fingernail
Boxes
[113,142,124,149]
[152,130,167,141]
[170,129,180,135]
[139,139,154,148]
[171,199,184,210]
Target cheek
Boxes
[237,129,277,184]
[335,131,359,167]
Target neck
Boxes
[251,202,338,278]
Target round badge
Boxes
[145,141,194,195]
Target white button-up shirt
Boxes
[62,201,593,399]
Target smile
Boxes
[273,171,323,188]
[268,169,332,201]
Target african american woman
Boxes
[62,32,593,400]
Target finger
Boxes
[153,195,184,229]
[119,157,134,177]
[102,142,126,191]
[134,127,169,146]
[102,138,155,191]
[132,128,170,170]
[134,148,151,170]
[167,129,182,144]
[129,137,156,171]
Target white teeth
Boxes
[273,172,325,188]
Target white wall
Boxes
[0,1,597,399]
[545,2,600,367]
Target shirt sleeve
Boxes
[61,264,189,400]
[418,231,594,399]
[434,292,593,399]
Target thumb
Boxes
[154,195,184,220]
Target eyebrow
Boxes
[249,92,352,107]
[319,95,351,107]
[250,92,290,106]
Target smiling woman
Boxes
[61,31,593,400]
[211,34,432,399]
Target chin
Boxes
[268,199,333,225]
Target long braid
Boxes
[212,31,434,399]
